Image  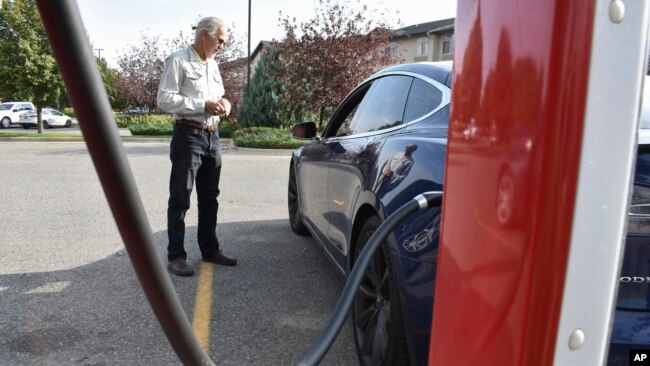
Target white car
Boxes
[0,102,36,128]
[18,108,73,129]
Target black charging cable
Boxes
[299,191,443,366]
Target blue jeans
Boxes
[167,123,222,262]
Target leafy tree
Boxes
[116,34,165,111]
[96,56,126,110]
[115,24,246,113]
[0,0,65,133]
[274,0,397,129]
[238,46,307,128]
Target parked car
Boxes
[0,101,36,128]
[289,62,450,366]
[289,62,650,365]
[607,80,650,365]
[125,107,150,115]
[18,108,72,129]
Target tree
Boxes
[115,24,246,113]
[96,57,126,110]
[238,46,307,128]
[0,0,65,133]
[116,34,166,111]
[274,0,398,129]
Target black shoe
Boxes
[168,259,195,276]
[202,250,237,266]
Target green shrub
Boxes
[127,115,174,136]
[233,127,312,149]
[218,117,239,138]
[63,107,76,117]
[116,114,173,128]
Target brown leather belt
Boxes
[175,118,216,132]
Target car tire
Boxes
[352,215,409,366]
[1,117,10,129]
[288,163,309,235]
[43,121,50,129]
[65,119,71,127]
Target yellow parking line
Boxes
[192,262,214,350]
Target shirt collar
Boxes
[188,45,207,64]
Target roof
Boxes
[251,40,273,60]
[392,18,455,37]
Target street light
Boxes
[247,0,251,93]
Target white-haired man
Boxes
[157,16,236,276]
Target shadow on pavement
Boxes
[0,219,357,366]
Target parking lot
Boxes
[0,141,358,365]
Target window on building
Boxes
[442,35,453,55]
[416,38,429,56]
[385,42,397,58]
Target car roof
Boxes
[372,61,453,87]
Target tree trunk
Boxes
[37,107,43,134]
[318,105,325,131]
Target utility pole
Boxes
[94,48,104,60]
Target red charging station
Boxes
[431,0,649,365]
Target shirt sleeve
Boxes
[157,56,206,115]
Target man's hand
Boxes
[205,98,231,116]
[216,98,231,116]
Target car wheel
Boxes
[43,121,50,129]
[1,117,10,128]
[65,119,71,127]
[288,163,309,235]
[352,215,409,366]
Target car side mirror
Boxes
[12,109,17,112]
[292,122,318,139]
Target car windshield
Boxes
[0,104,14,111]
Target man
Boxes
[157,16,236,276]
[375,144,418,195]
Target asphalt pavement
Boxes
[0,140,358,365]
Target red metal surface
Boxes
[430,1,595,365]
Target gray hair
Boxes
[194,16,227,43]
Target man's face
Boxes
[204,27,227,58]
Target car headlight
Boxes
[628,184,650,235]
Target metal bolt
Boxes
[609,0,625,23]
[569,329,585,350]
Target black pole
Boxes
[247,0,251,93]
[35,1,214,365]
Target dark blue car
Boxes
[288,62,649,365]
[289,62,450,366]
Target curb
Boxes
[0,136,233,145]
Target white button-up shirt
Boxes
[157,46,225,127]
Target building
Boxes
[390,18,455,64]
[249,18,456,75]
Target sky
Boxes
[75,0,457,68]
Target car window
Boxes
[51,110,62,116]
[324,82,373,138]
[404,78,443,122]
[350,75,413,134]
[20,104,31,110]
[0,104,13,111]
[43,110,51,115]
